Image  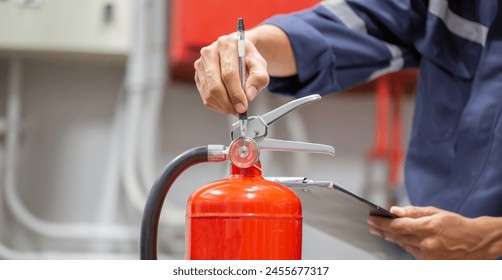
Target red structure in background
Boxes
[365,70,418,205]
[170,0,319,82]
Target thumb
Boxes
[390,206,441,218]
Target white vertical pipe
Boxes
[121,0,150,218]
[5,59,22,203]
[138,0,186,223]
[139,0,166,188]
[4,58,137,241]
[0,126,5,246]
[122,0,184,226]
[94,88,127,251]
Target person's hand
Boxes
[194,33,270,115]
[367,206,500,259]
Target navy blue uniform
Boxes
[265,0,502,218]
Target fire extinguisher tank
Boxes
[186,163,302,260]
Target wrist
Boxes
[475,216,502,259]
[246,26,268,50]
[246,24,296,77]
[247,24,289,50]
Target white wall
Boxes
[0,57,416,259]
[0,0,132,55]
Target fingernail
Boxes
[235,103,246,113]
[247,86,258,100]
[367,217,375,226]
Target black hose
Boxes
[140,146,208,260]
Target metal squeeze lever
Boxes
[228,94,335,168]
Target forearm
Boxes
[475,216,502,259]
[246,24,297,77]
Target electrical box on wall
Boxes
[170,0,320,82]
[0,0,132,57]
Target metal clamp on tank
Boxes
[227,94,335,168]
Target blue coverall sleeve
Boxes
[263,0,423,98]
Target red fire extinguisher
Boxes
[140,94,335,260]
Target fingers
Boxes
[369,225,419,244]
[217,35,247,113]
[369,224,423,259]
[369,224,443,260]
[368,206,442,236]
[370,215,425,235]
[196,39,238,114]
[195,34,269,114]
[369,225,421,243]
[391,206,441,218]
[369,207,460,260]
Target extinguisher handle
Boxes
[260,94,321,126]
[257,138,335,157]
[228,94,335,160]
[230,94,322,140]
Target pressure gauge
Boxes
[228,137,259,168]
